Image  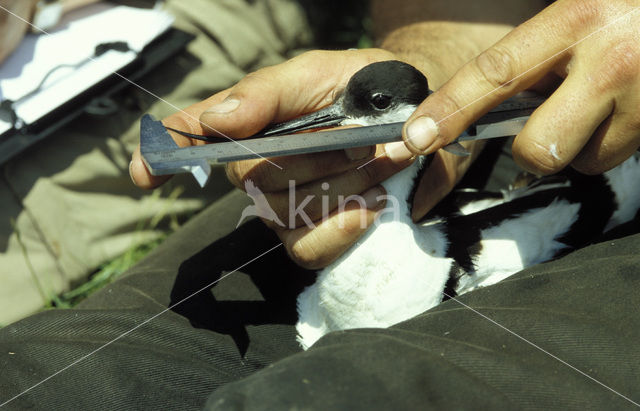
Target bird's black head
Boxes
[341,60,430,120]
[258,60,430,136]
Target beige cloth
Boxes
[0,0,312,325]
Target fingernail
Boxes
[385,141,414,163]
[204,96,240,115]
[129,160,137,186]
[345,146,374,161]
[361,185,386,210]
[406,116,438,152]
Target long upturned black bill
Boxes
[256,103,347,137]
[164,103,347,142]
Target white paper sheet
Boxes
[0,2,173,135]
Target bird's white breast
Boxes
[296,157,453,349]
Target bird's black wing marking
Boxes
[443,188,573,273]
[554,170,616,250]
[443,262,466,300]
[441,171,616,283]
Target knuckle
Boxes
[562,0,602,29]
[592,42,640,93]
[286,49,330,70]
[300,49,327,61]
[473,46,518,92]
[236,68,278,98]
[240,68,269,85]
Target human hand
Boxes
[401,0,640,176]
[131,49,422,269]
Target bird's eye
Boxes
[370,93,392,110]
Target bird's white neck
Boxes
[341,104,419,129]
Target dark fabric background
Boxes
[1,142,639,410]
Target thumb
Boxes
[199,85,280,140]
[199,52,343,139]
[199,49,398,139]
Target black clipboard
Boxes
[0,27,195,165]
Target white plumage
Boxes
[297,153,640,349]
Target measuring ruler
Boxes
[140,94,543,187]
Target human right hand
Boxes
[401,0,640,176]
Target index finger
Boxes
[401,1,606,154]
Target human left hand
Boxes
[131,49,422,269]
